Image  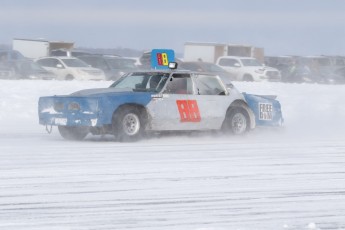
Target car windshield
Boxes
[62,58,89,67]
[106,58,137,69]
[241,58,263,67]
[109,72,170,92]
[22,61,47,71]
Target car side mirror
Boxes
[56,64,64,69]
[226,83,234,89]
[234,63,241,67]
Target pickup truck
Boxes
[216,56,281,82]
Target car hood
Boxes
[27,69,52,74]
[82,67,102,71]
[68,67,102,72]
[240,66,266,70]
[70,87,152,97]
[71,88,130,96]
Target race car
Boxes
[38,66,283,141]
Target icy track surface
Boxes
[0,80,345,230]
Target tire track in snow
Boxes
[0,135,345,230]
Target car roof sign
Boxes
[151,49,175,70]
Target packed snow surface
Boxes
[0,80,345,230]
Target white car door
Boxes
[147,73,204,131]
[147,73,232,131]
[52,59,70,80]
[37,58,68,80]
[187,74,232,130]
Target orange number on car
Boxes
[161,53,168,66]
[157,52,168,66]
[176,100,201,122]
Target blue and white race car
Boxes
[38,66,283,141]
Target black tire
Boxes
[112,107,145,142]
[243,74,253,82]
[65,74,74,80]
[222,108,250,135]
[58,126,89,140]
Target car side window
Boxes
[219,58,240,67]
[84,57,108,70]
[194,74,227,95]
[97,59,109,70]
[55,59,64,67]
[38,58,62,68]
[164,74,193,94]
[80,57,94,66]
[37,59,54,67]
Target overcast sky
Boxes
[1,0,345,56]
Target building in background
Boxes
[184,42,264,63]
[12,38,74,59]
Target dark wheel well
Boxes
[222,100,252,130]
[65,74,74,80]
[113,104,148,123]
[243,74,253,81]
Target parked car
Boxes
[0,49,25,61]
[0,49,24,79]
[138,51,152,69]
[79,55,138,81]
[295,56,338,83]
[0,66,14,79]
[35,56,106,80]
[178,61,236,84]
[334,66,345,77]
[12,60,56,80]
[216,56,281,82]
[264,56,296,82]
[327,67,345,84]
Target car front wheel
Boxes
[65,74,74,80]
[243,74,253,81]
[112,107,144,142]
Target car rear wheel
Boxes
[58,126,89,140]
[243,74,253,81]
[222,108,249,135]
[65,74,74,80]
[112,107,144,142]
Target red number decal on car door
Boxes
[176,100,201,122]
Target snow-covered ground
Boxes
[0,80,345,230]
